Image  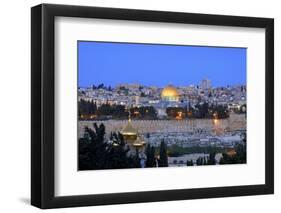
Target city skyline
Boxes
[79,81,246,89]
[78,41,246,88]
[78,41,247,170]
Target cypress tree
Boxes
[159,139,168,167]
[145,144,156,167]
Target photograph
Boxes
[77,41,247,170]
[29,3,274,209]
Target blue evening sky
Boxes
[78,41,246,88]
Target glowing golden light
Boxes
[161,85,179,102]
[213,118,218,125]
[90,114,96,119]
[226,148,237,156]
[176,111,183,120]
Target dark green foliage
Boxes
[78,99,97,118]
[186,160,194,166]
[146,133,150,139]
[207,152,216,165]
[197,102,209,118]
[105,132,133,169]
[78,123,107,170]
[196,157,204,166]
[79,99,230,120]
[92,83,112,90]
[166,102,229,119]
[130,106,157,120]
[196,156,208,166]
[145,144,156,167]
[195,152,218,166]
[193,102,229,119]
[219,144,246,164]
[219,132,246,164]
[79,103,158,120]
[159,140,168,167]
[78,123,137,170]
[132,149,141,168]
[96,104,128,119]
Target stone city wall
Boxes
[78,113,246,138]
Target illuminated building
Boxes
[153,84,188,118]
[121,114,146,154]
[120,116,138,142]
[161,85,180,102]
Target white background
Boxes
[55,17,265,196]
[0,0,279,212]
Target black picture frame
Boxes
[31,3,274,209]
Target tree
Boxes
[97,83,104,89]
[97,103,113,116]
[105,132,132,169]
[159,140,168,167]
[166,107,186,119]
[78,99,98,119]
[78,123,108,170]
[89,100,97,114]
[78,123,138,170]
[207,152,216,165]
[186,160,194,166]
[145,144,156,167]
[146,133,150,140]
[132,149,141,168]
[196,157,203,166]
[130,106,157,119]
[219,132,246,164]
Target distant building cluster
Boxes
[78,79,247,119]
[78,79,247,168]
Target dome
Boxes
[121,119,138,136]
[161,85,179,102]
[121,118,138,143]
[133,137,146,147]
[161,85,179,97]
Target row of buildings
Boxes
[78,79,247,118]
[78,80,246,164]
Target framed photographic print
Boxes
[31,4,274,209]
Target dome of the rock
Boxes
[161,85,180,102]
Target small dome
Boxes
[133,137,145,147]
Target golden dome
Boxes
[133,137,146,147]
[121,119,138,136]
[161,85,179,97]
[161,85,179,101]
